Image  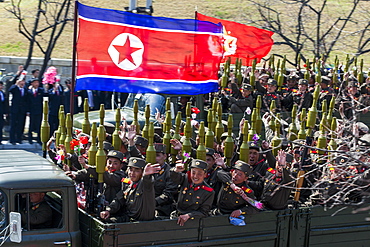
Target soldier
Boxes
[21,192,52,230]
[215,160,258,216]
[283,79,313,112]
[152,143,178,217]
[318,76,335,110]
[127,124,149,159]
[336,77,365,120]
[66,150,126,204]
[260,150,294,210]
[256,78,283,113]
[170,159,215,226]
[229,83,254,114]
[281,75,298,98]
[100,157,160,222]
[247,141,270,200]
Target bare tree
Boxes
[246,0,368,66]
[6,0,73,76]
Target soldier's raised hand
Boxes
[126,125,136,140]
[276,149,286,168]
[144,163,161,176]
[170,139,182,150]
[175,162,185,173]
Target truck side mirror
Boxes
[9,212,22,243]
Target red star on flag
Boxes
[113,36,142,65]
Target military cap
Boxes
[107,150,124,162]
[233,160,253,176]
[134,136,149,149]
[258,74,269,80]
[347,76,359,88]
[298,79,308,86]
[128,157,146,169]
[242,83,252,91]
[320,76,331,84]
[287,75,298,81]
[154,143,166,153]
[220,132,236,141]
[292,139,305,149]
[248,141,260,151]
[267,79,278,86]
[103,141,114,152]
[206,148,215,156]
[190,159,208,172]
[30,78,40,83]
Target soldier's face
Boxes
[29,192,45,204]
[298,84,307,92]
[231,169,248,184]
[106,157,123,173]
[267,84,277,93]
[190,168,207,185]
[287,80,296,88]
[242,89,251,97]
[136,145,146,154]
[128,167,143,182]
[155,153,167,165]
[206,155,215,168]
[249,149,260,165]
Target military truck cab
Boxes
[0,150,80,246]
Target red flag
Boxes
[196,13,274,65]
[76,3,224,95]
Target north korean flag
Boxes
[76,2,224,95]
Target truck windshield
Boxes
[0,190,6,230]
[124,93,166,116]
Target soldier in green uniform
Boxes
[256,79,283,113]
[260,150,294,210]
[283,79,313,112]
[215,160,258,217]
[204,147,225,208]
[66,150,127,204]
[152,143,178,217]
[281,75,298,98]
[100,157,160,222]
[127,124,149,159]
[247,141,270,200]
[21,192,53,229]
[170,159,215,226]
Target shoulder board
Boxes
[201,185,214,192]
[121,178,131,184]
[267,167,276,174]
[292,89,298,93]
[241,186,253,194]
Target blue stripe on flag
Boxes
[75,77,219,95]
[77,2,222,33]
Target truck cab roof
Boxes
[0,150,74,190]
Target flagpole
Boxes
[70,0,78,117]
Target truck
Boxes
[1,149,370,247]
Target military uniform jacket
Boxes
[75,167,126,203]
[283,91,313,112]
[261,167,294,210]
[22,200,53,229]
[153,163,178,215]
[216,170,257,215]
[107,175,156,221]
[170,169,215,219]
[248,159,269,200]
